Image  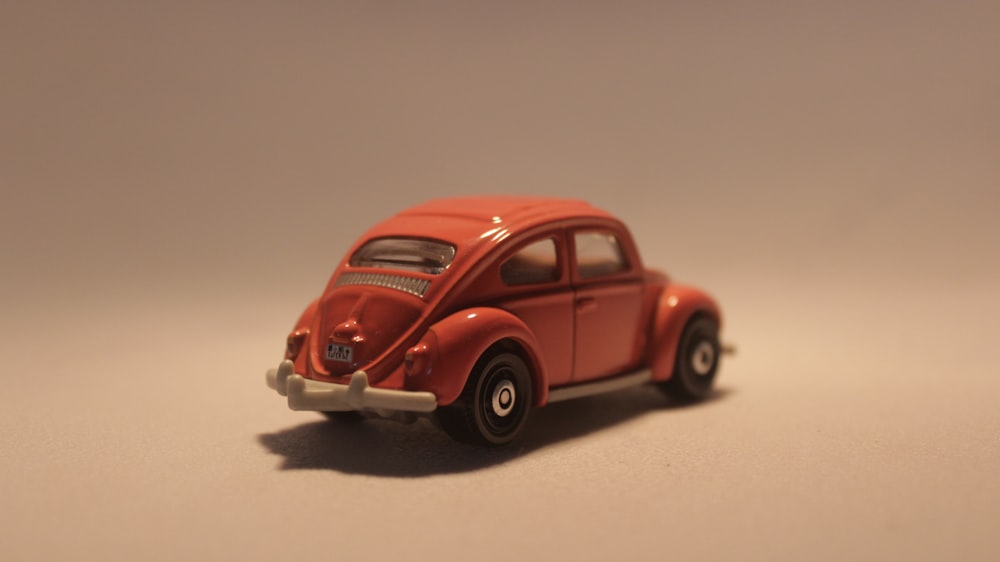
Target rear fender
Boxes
[404,307,549,406]
[650,285,722,382]
[286,298,319,371]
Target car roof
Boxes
[388,196,617,241]
[400,196,608,224]
[349,196,624,280]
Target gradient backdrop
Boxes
[2,2,999,561]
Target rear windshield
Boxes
[349,238,456,275]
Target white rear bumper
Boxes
[265,360,438,413]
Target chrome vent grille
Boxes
[335,271,431,297]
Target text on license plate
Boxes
[326,344,353,362]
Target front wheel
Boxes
[658,315,720,402]
[437,351,533,446]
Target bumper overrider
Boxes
[265,360,438,414]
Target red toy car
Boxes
[266,196,723,445]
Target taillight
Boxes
[286,330,308,360]
[404,338,435,377]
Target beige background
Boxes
[2,1,999,560]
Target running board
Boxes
[546,369,653,404]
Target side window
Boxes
[500,238,559,285]
[574,231,628,279]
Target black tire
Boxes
[321,411,365,423]
[437,351,533,446]
[659,315,720,402]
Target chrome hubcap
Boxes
[691,341,715,376]
[491,380,516,417]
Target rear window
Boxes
[349,238,456,275]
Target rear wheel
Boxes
[658,315,720,402]
[437,351,533,446]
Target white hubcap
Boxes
[492,380,516,417]
[691,341,715,376]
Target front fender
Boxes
[403,307,549,407]
[650,285,722,382]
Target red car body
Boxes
[267,196,723,445]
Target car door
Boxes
[494,233,575,387]
[570,228,645,382]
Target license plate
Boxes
[326,343,353,362]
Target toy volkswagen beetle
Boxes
[266,196,723,445]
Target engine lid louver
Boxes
[334,271,430,298]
